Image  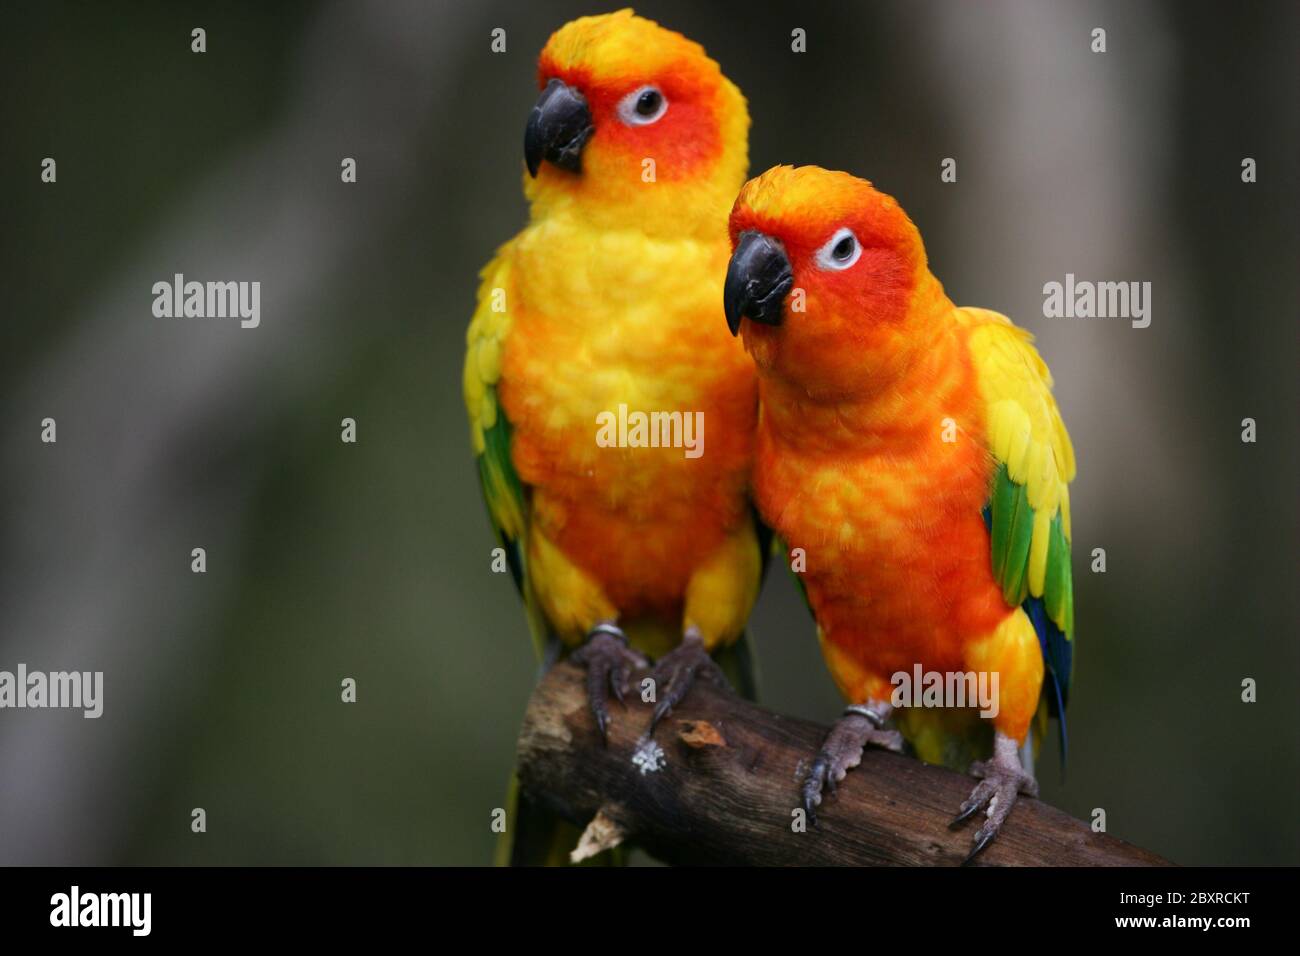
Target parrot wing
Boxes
[965,309,1076,756]
[464,245,552,661]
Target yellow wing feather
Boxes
[964,308,1076,604]
[464,245,525,542]
[464,243,553,659]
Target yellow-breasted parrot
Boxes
[464,10,762,863]
[722,165,1075,861]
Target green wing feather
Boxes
[476,401,553,661]
[970,311,1076,751]
[990,467,1035,608]
[466,248,551,661]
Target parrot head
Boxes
[724,165,937,398]
[524,9,749,233]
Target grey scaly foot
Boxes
[648,628,729,733]
[949,731,1039,863]
[569,623,648,743]
[802,703,904,825]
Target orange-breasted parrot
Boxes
[464,11,762,862]
[722,165,1076,861]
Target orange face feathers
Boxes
[526,10,748,230]
[725,165,941,397]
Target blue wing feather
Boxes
[983,504,1069,770]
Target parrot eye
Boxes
[617,85,668,126]
[816,228,862,271]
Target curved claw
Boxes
[962,829,996,865]
[797,705,902,830]
[647,635,729,734]
[948,801,983,829]
[949,733,1037,861]
[582,654,614,741]
[571,626,647,744]
[822,762,839,797]
[801,756,829,828]
[609,662,627,706]
[650,695,674,728]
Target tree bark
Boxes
[515,662,1169,867]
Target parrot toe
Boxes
[570,624,648,744]
[950,732,1038,863]
[647,628,730,734]
[801,706,903,826]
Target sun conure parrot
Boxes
[464,10,762,863]
[722,165,1076,861]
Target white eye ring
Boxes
[815,228,862,270]
[617,85,669,126]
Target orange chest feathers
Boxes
[753,357,1009,669]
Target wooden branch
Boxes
[515,662,1169,867]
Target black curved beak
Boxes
[525,79,594,177]
[724,231,794,335]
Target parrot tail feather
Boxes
[711,631,760,702]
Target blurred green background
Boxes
[1,0,1296,865]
